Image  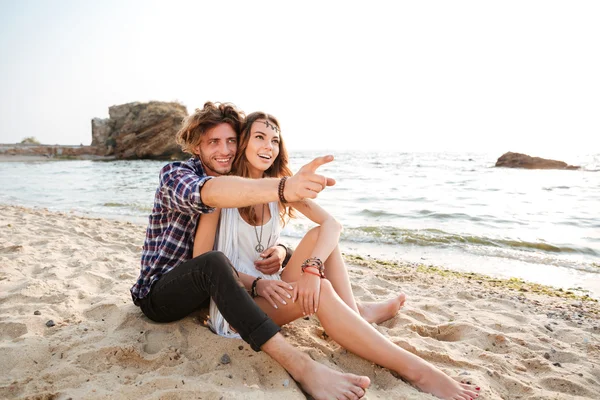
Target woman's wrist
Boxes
[301,257,325,278]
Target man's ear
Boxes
[193,144,201,157]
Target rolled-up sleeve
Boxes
[158,162,215,214]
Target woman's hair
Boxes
[176,102,244,157]
[233,111,294,226]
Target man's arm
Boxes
[201,155,337,208]
[201,176,280,208]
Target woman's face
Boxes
[245,119,280,177]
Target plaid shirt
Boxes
[130,158,215,305]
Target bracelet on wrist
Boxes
[251,277,263,298]
[303,268,322,278]
[278,177,288,203]
[301,257,325,278]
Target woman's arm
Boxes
[290,199,342,264]
[192,209,221,257]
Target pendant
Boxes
[255,244,264,253]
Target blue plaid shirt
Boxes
[130,158,215,305]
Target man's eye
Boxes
[228,139,237,144]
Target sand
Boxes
[1,204,599,399]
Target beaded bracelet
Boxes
[301,257,325,278]
[278,176,288,203]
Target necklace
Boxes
[253,204,265,253]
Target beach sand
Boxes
[1,205,599,399]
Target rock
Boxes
[543,352,550,359]
[92,101,189,160]
[0,143,102,159]
[495,152,580,170]
[553,362,562,367]
[46,320,55,327]
[34,310,41,315]
[220,353,231,364]
[544,324,554,332]
[91,118,113,148]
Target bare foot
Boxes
[358,292,406,324]
[294,359,371,400]
[412,364,480,400]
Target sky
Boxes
[0,0,598,158]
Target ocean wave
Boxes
[338,225,599,256]
[102,202,152,213]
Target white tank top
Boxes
[208,201,282,337]
[235,209,280,279]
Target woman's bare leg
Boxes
[282,227,405,323]
[254,280,480,400]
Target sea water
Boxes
[1,151,598,296]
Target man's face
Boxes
[194,123,237,176]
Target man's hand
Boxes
[254,245,286,275]
[284,155,336,202]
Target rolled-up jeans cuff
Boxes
[246,318,281,352]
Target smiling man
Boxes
[130,102,370,400]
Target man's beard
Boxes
[199,152,232,176]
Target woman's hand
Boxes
[256,279,294,309]
[293,273,321,316]
[254,245,286,275]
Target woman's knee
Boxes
[304,226,321,242]
[319,278,334,295]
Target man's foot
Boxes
[412,364,481,400]
[294,358,371,400]
[358,292,406,324]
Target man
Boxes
[131,102,370,400]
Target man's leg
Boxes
[140,251,279,351]
[140,251,370,399]
[262,334,371,400]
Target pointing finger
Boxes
[299,155,334,173]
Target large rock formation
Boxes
[495,152,580,170]
[92,101,189,159]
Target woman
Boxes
[193,112,480,400]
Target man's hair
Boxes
[233,111,294,225]
[176,102,244,156]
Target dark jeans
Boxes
[138,251,280,351]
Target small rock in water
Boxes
[553,362,562,367]
[238,345,244,350]
[220,354,231,364]
[46,320,55,327]
[544,324,553,332]
[34,310,41,315]
[283,379,290,387]
[543,352,550,359]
